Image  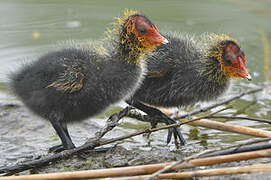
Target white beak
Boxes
[246,74,252,81]
[162,38,169,44]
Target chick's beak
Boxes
[245,74,252,81]
[148,24,168,45]
[237,57,252,81]
[151,32,168,45]
[162,38,169,44]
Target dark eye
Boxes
[224,59,231,65]
[139,29,147,35]
[224,54,233,65]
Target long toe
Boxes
[162,116,186,145]
[173,127,186,145]
[167,128,173,144]
[49,144,65,153]
[166,127,186,145]
[49,143,76,153]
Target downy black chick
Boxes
[127,32,251,145]
[10,10,168,152]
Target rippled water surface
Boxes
[0,0,271,166]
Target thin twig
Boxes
[126,105,271,140]
[205,115,271,124]
[201,142,271,158]
[98,116,209,146]
[173,87,263,120]
[92,106,133,141]
[206,106,233,116]
[98,108,226,146]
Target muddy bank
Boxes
[1,103,271,179]
[0,103,193,167]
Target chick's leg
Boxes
[126,99,186,145]
[49,120,75,153]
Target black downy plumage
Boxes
[10,10,168,152]
[128,32,251,144]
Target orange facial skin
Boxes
[129,15,168,48]
[118,13,168,65]
[222,42,252,81]
[136,23,168,46]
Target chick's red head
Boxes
[129,15,168,48]
[222,41,251,81]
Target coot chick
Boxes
[128,33,251,144]
[10,10,168,152]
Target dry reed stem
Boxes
[2,148,271,180]
[161,109,271,138]
[115,163,271,179]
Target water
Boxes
[0,0,271,166]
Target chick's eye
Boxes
[224,58,232,66]
[139,29,147,35]
[224,54,234,65]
